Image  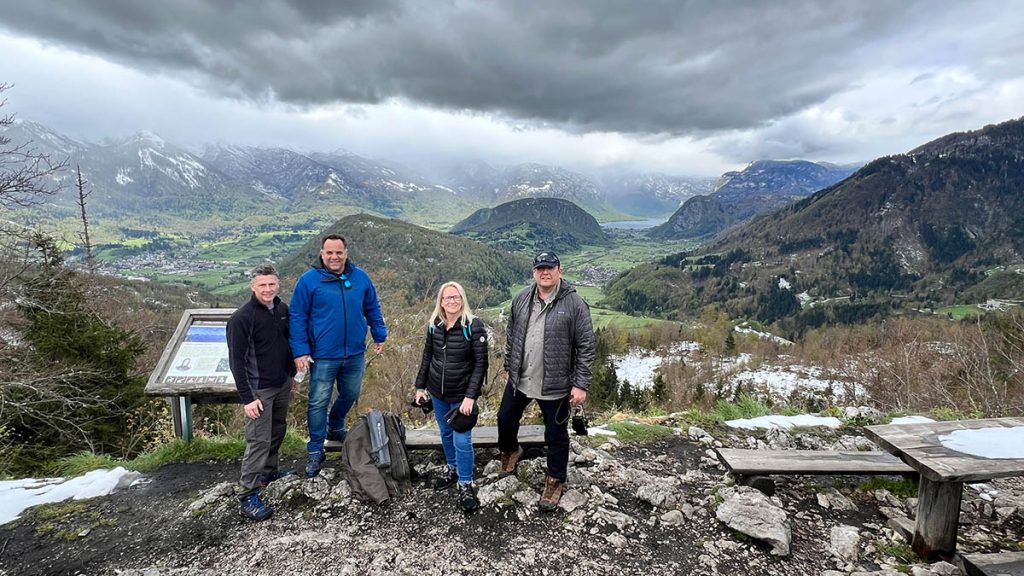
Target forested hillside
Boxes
[450,197,610,254]
[606,118,1024,330]
[279,214,532,306]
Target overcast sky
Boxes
[0,0,1022,177]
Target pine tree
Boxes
[9,233,147,468]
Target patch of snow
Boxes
[726,364,861,400]
[734,325,792,346]
[0,467,138,526]
[778,277,790,290]
[588,425,618,436]
[611,342,700,390]
[939,426,1024,459]
[115,167,133,185]
[889,415,936,425]
[725,414,842,430]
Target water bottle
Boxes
[295,369,307,383]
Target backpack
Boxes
[341,409,412,504]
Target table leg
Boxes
[912,478,963,560]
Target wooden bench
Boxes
[962,552,1024,576]
[325,425,548,451]
[715,448,916,494]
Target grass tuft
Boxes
[605,421,673,444]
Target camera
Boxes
[571,406,589,436]
[410,395,433,415]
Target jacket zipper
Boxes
[440,324,448,397]
[339,276,348,353]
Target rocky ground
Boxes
[1,419,1022,576]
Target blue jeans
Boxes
[431,395,475,484]
[307,354,365,453]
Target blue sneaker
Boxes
[305,450,326,478]
[239,493,273,521]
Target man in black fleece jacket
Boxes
[227,264,297,521]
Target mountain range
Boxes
[3,118,852,236]
[649,160,859,240]
[605,117,1024,327]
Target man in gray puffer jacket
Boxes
[496,251,595,511]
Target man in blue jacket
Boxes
[227,264,296,521]
[290,234,387,477]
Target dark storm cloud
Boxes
[0,0,965,135]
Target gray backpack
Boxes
[341,409,412,504]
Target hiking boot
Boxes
[538,476,564,512]
[258,469,295,488]
[458,483,479,513]
[498,447,524,477]
[434,466,457,491]
[304,450,325,478]
[239,493,273,521]
[326,428,347,443]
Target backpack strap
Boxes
[431,318,472,341]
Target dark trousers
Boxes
[496,382,570,482]
[239,384,291,497]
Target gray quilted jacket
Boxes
[503,280,595,396]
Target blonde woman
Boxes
[414,281,488,512]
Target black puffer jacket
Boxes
[504,280,595,396]
[415,316,488,402]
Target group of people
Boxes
[226,234,595,521]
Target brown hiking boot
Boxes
[538,476,564,511]
[499,447,524,477]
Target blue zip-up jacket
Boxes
[289,261,387,360]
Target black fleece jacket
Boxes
[227,294,295,405]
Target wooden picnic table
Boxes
[864,417,1024,561]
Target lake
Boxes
[602,217,668,230]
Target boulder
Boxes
[715,486,791,556]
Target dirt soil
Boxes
[1,432,1021,576]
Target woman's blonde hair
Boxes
[428,281,476,328]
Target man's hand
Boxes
[244,399,263,419]
[569,387,587,407]
[459,397,475,415]
[295,355,310,373]
[373,342,384,354]
[415,389,430,404]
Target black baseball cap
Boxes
[533,251,560,269]
[445,405,478,433]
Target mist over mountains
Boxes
[3,118,851,229]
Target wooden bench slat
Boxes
[962,552,1024,576]
[324,425,547,451]
[716,448,915,476]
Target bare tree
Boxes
[0,83,68,209]
[75,164,95,272]
[0,83,70,293]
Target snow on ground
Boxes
[0,467,140,525]
[890,415,936,425]
[612,341,700,390]
[725,414,842,430]
[726,413,940,430]
[735,324,793,346]
[726,363,863,402]
[940,426,1024,459]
